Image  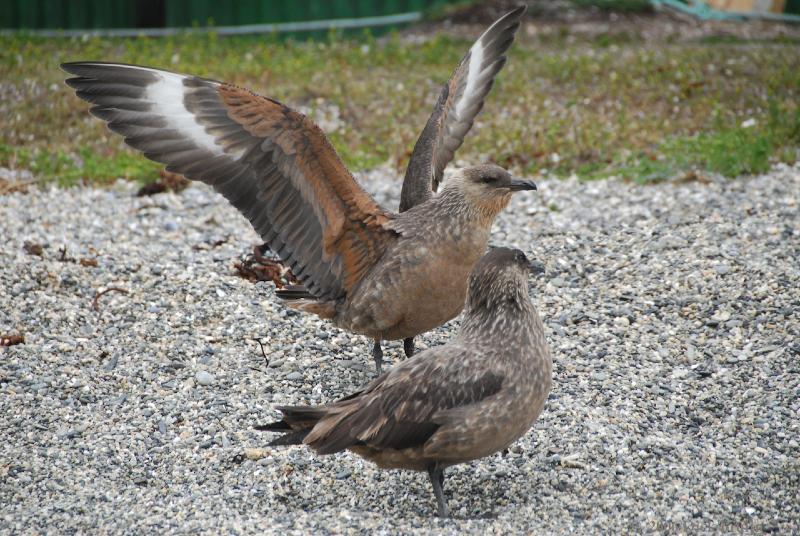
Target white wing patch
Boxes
[146,71,226,157]
[454,40,486,120]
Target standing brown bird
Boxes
[60,6,532,372]
[396,5,527,360]
[258,247,553,517]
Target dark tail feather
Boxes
[254,419,312,446]
[269,428,312,446]
[255,405,327,447]
[254,420,292,432]
[275,285,313,300]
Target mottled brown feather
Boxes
[290,352,504,456]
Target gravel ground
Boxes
[1,164,798,534]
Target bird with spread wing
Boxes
[61,6,534,373]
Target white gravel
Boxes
[1,164,798,534]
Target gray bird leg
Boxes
[403,337,415,358]
[427,463,449,518]
[372,340,383,374]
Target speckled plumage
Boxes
[260,247,553,517]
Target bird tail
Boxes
[255,405,328,447]
[275,286,337,319]
[274,285,314,300]
[255,421,313,446]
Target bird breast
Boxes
[341,222,491,340]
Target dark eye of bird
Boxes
[482,176,498,184]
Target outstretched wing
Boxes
[399,6,526,212]
[299,345,505,455]
[62,62,395,301]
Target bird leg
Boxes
[403,337,415,358]
[427,463,449,518]
[372,339,384,374]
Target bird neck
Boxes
[436,185,511,228]
[458,283,541,350]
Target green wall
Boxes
[1,0,452,30]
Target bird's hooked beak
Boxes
[507,177,537,192]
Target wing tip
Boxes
[59,61,174,82]
[63,76,81,89]
[511,4,528,16]
[475,7,526,56]
[60,61,76,73]
[60,61,92,77]
[60,61,115,74]
[485,5,527,39]
[502,4,528,21]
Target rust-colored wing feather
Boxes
[399,5,526,212]
[61,62,394,300]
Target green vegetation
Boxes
[0,144,159,187]
[0,29,798,186]
[586,102,800,181]
[569,0,653,12]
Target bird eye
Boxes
[481,176,498,184]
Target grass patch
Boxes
[570,0,653,12]
[0,144,160,187]
[587,101,800,182]
[0,30,798,186]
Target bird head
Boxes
[444,164,537,221]
[464,246,542,316]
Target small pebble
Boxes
[244,448,268,461]
[195,371,215,386]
